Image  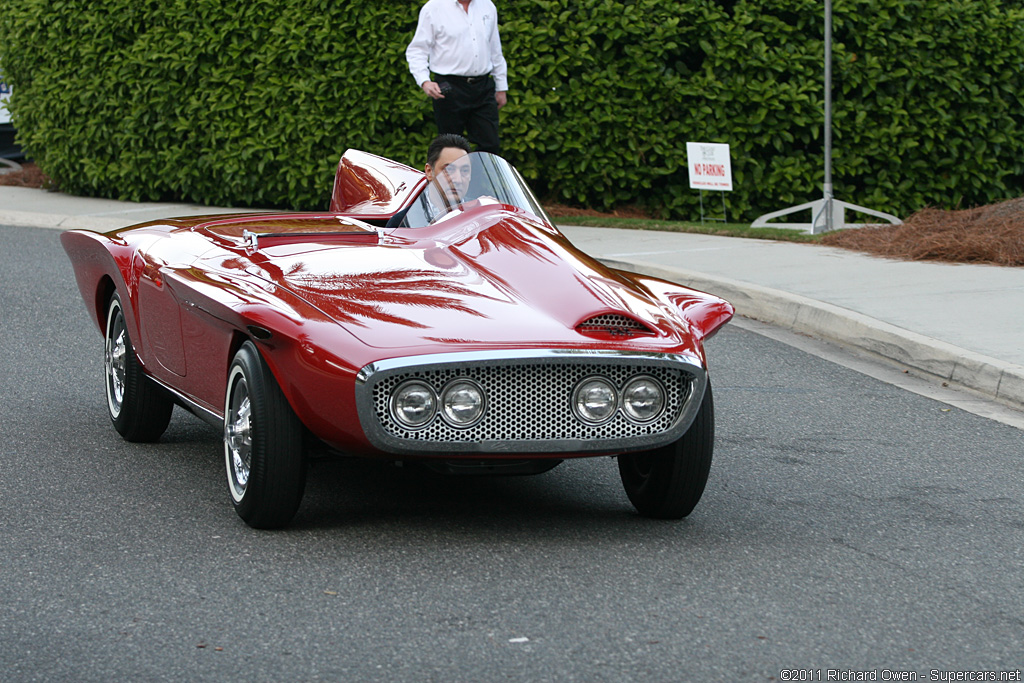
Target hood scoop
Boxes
[576,314,657,339]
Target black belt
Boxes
[438,74,490,84]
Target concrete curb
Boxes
[599,257,1024,413]
[0,209,125,232]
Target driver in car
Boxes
[423,133,473,221]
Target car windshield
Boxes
[397,152,551,229]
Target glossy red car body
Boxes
[62,150,734,527]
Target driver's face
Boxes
[425,147,472,203]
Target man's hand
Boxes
[495,90,507,110]
[422,81,444,99]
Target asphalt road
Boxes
[2,224,1022,682]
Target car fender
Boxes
[622,272,735,341]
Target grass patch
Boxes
[548,212,826,244]
[547,197,1024,266]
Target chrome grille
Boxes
[370,361,689,444]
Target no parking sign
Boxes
[686,142,732,191]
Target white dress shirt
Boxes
[406,0,509,92]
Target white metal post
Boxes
[751,0,901,234]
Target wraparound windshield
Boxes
[398,152,551,229]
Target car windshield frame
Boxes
[397,152,552,229]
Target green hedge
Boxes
[1,0,1022,220]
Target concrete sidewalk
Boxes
[3,185,1023,414]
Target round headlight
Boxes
[441,380,486,428]
[573,377,618,424]
[390,381,437,429]
[622,376,666,423]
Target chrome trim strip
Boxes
[357,348,703,384]
[149,375,223,429]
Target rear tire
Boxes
[618,382,714,519]
[224,342,306,529]
[104,293,173,442]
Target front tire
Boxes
[618,382,714,519]
[224,341,306,529]
[104,293,173,442]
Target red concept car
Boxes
[62,150,734,528]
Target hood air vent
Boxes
[576,314,656,339]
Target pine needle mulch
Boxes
[821,198,1024,267]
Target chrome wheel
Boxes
[225,367,253,503]
[223,342,306,528]
[105,301,128,418]
[101,293,173,441]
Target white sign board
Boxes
[686,142,732,191]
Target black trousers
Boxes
[433,75,500,154]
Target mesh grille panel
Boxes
[371,362,689,444]
[576,314,655,337]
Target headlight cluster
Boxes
[390,379,486,430]
[572,375,666,425]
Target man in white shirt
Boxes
[406,0,508,154]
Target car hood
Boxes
[232,210,690,352]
